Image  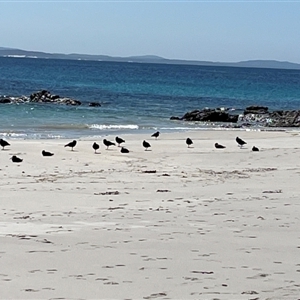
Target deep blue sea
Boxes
[1,57,300,139]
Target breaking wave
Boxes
[89,124,139,130]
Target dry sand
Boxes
[0,130,299,299]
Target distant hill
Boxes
[1,47,300,70]
[235,60,300,69]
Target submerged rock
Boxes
[89,102,101,107]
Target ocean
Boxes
[1,57,300,139]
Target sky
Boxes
[1,0,300,63]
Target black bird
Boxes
[64,140,77,151]
[92,142,100,153]
[42,150,54,157]
[252,146,259,152]
[10,155,22,163]
[151,131,160,139]
[103,139,115,149]
[236,137,247,148]
[186,138,193,148]
[215,143,226,149]
[0,138,10,150]
[143,140,151,151]
[115,136,125,147]
[120,147,129,153]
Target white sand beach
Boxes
[0,130,299,299]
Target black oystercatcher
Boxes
[42,150,54,157]
[121,147,129,153]
[236,137,247,148]
[0,138,10,150]
[143,140,151,151]
[186,138,193,148]
[10,155,22,163]
[215,143,226,149]
[92,142,100,153]
[103,139,115,149]
[151,131,160,139]
[64,140,77,151]
[252,146,259,152]
[115,136,125,147]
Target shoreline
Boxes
[0,128,295,147]
[1,125,298,141]
[1,130,299,299]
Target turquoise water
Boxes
[1,57,300,139]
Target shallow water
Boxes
[1,57,300,139]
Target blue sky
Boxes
[1,1,300,63]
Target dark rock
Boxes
[244,105,269,115]
[268,110,300,127]
[51,95,60,100]
[180,108,238,123]
[89,102,101,107]
[41,90,49,96]
[0,98,11,104]
[28,90,81,105]
[60,98,81,106]
[30,93,36,100]
[172,106,300,128]
[170,116,182,120]
[30,90,51,102]
[239,109,300,127]
[0,91,82,106]
[181,109,200,120]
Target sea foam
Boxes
[89,124,139,130]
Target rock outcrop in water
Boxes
[29,90,82,105]
[170,108,239,123]
[171,106,300,128]
[240,106,300,127]
[0,90,82,106]
[0,96,28,104]
[0,98,12,104]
